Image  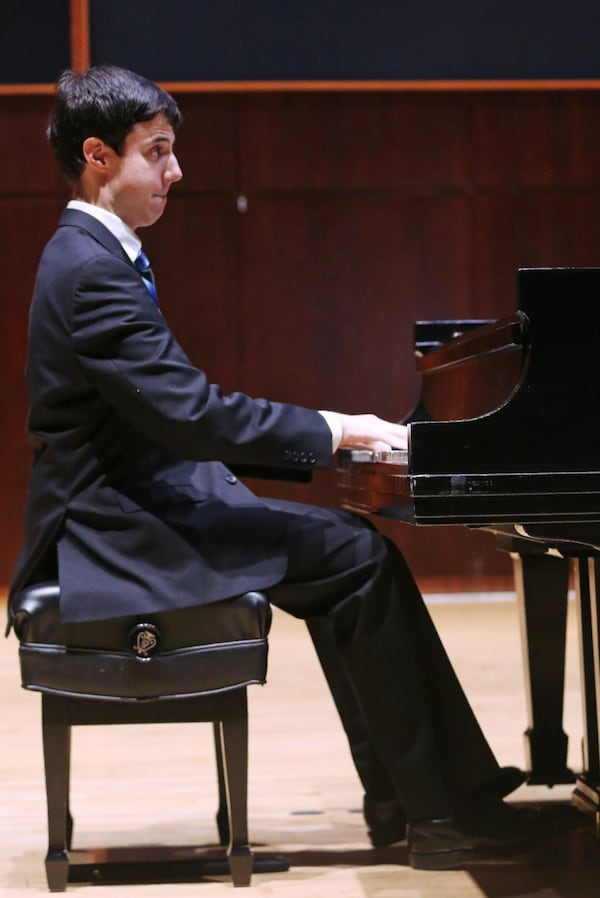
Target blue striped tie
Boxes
[134,249,159,305]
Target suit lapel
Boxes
[58,208,132,266]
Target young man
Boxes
[9,66,554,870]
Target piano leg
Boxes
[572,556,600,829]
[512,551,575,785]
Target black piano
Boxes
[337,266,600,822]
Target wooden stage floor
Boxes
[1,591,599,897]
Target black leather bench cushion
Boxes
[12,582,271,702]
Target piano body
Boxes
[338,267,600,821]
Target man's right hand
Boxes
[337,413,408,454]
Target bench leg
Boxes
[42,695,71,891]
[217,691,253,886]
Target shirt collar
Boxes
[67,200,141,262]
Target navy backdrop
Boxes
[3,1,600,84]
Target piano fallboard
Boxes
[338,452,600,524]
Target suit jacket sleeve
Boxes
[69,253,333,472]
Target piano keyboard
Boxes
[347,449,409,465]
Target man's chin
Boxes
[137,210,166,229]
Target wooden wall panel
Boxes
[0,97,66,194]
[237,193,472,413]
[0,95,74,582]
[237,92,471,190]
[472,191,600,314]
[471,91,600,188]
[167,94,237,192]
[1,198,67,579]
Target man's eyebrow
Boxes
[147,134,173,146]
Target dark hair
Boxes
[47,65,182,183]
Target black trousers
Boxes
[262,498,500,821]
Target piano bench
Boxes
[10,581,288,891]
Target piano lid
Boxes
[409,267,600,478]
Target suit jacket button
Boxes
[283,449,291,460]
[225,473,237,484]
[299,452,308,463]
[307,452,316,464]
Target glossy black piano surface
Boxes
[337,267,600,821]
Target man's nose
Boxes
[167,154,183,182]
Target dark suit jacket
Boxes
[10,209,333,622]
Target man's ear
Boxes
[82,137,114,172]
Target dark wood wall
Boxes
[3,88,600,590]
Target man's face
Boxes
[105,114,183,230]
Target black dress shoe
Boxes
[408,798,558,871]
[363,765,526,849]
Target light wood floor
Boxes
[1,592,599,897]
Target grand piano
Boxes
[337,267,600,822]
